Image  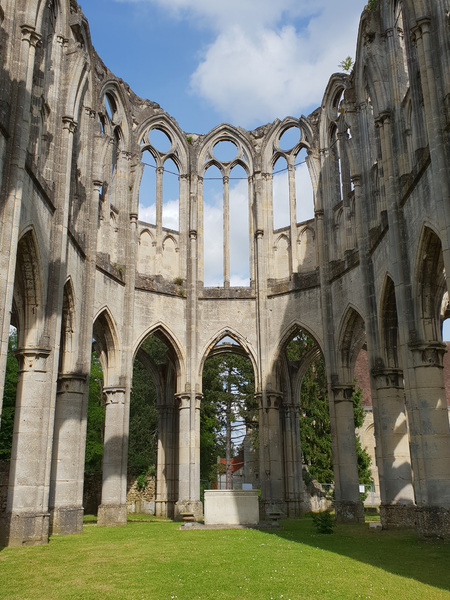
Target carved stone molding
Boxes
[103,386,126,405]
[409,342,447,368]
[332,385,353,402]
[15,347,51,373]
[372,368,404,390]
[21,25,41,47]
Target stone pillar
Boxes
[259,392,286,518]
[331,385,364,523]
[97,387,127,526]
[49,374,87,535]
[223,175,230,287]
[174,393,202,520]
[155,405,175,518]
[407,343,450,539]
[282,400,304,516]
[1,348,52,547]
[372,369,415,528]
[288,160,297,273]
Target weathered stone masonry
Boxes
[0,0,449,546]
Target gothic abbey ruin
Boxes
[0,0,449,546]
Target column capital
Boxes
[332,385,354,402]
[103,386,126,404]
[62,116,78,134]
[21,24,42,47]
[254,229,264,239]
[408,342,447,368]
[374,110,392,128]
[15,347,51,373]
[371,367,404,390]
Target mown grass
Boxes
[0,515,449,600]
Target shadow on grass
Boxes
[263,516,450,594]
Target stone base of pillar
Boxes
[155,499,175,519]
[259,499,287,521]
[380,503,416,529]
[49,507,84,535]
[0,511,50,547]
[97,504,127,526]
[174,500,203,521]
[335,500,365,523]
[415,506,450,541]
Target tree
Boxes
[288,333,333,484]
[287,332,372,489]
[201,352,257,487]
[84,351,105,472]
[128,336,160,475]
[0,330,18,461]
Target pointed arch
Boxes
[14,228,44,347]
[338,306,366,382]
[380,275,400,368]
[133,322,185,388]
[92,308,120,386]
[415,225,446,341]
[198,123,254,175]
[198,327,259,390]
[59,277,76,373]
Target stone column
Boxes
[155,405,175,518]
[288,160,297,273]
[1,347,52,547]
[223,175,230,287]
[259,392,286,518]
[97,387,127,526]
[49,374,87,535]
[407,343,450,539]
[0,25,41,405]
[282,400,304,516]
[331,385,364,523]
[174,393,203,520]
[372,369,415,528]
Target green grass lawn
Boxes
[0,516,449,600]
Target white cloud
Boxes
[113,0,364,125]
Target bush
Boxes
[312,511,335,534]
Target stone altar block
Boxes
[204,490,259,526]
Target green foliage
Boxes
[353,381,373,498]
[367,0,378,10]
[0,330,18,461]
[84,351,105,472]
[289,333,334,484]
[338,56,354,72]
[128,336,164,474]
[135,466,155,492]
[201,352,256,482]
[312,511,336,534]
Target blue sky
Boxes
[81,0,365,134]
[81,0,366,286]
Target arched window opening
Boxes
[104,94,116,122]
[203,165,223,287]
[229,164,250,286]
[279,126,301,152]
[149,128,172,154]
[162,157,179,231]
[139,150,156,224]
[286,331,333,488]
[273,156,289,230]
[201,342,257,491]
[295,148,314,223]
[213,140,238,162]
